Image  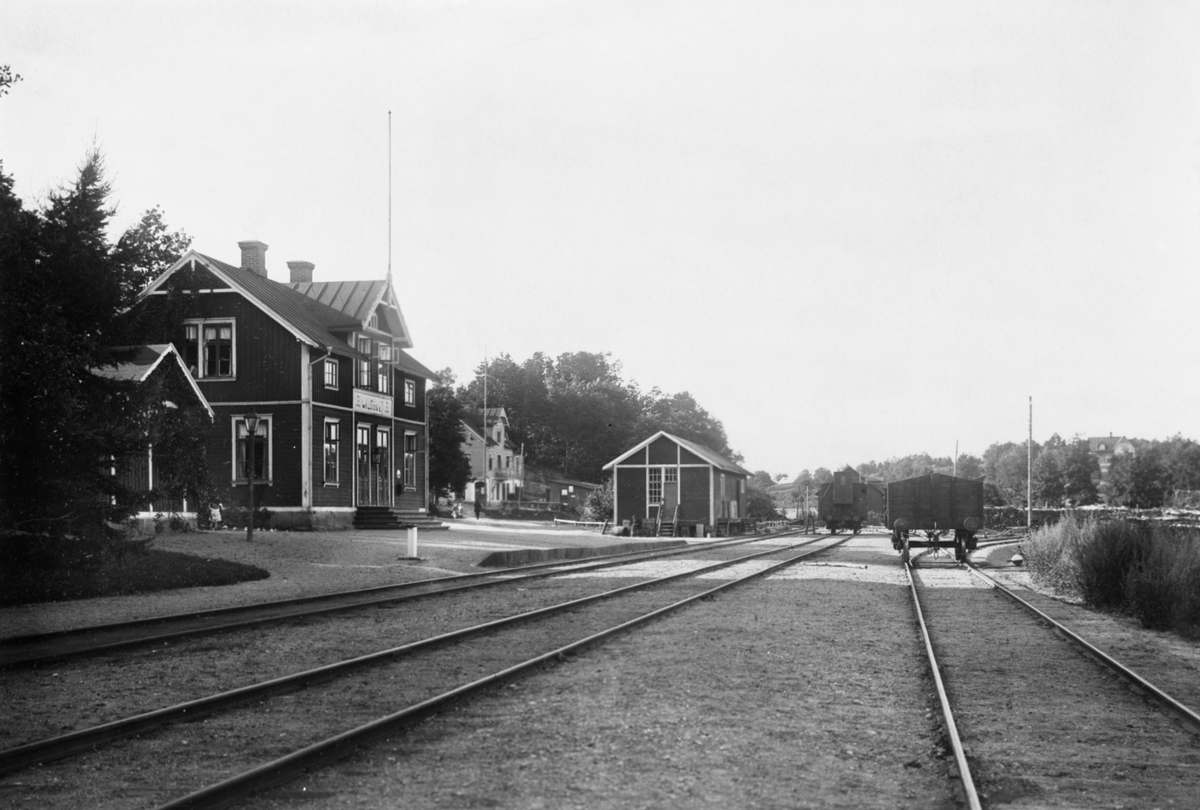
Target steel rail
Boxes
[149,535,852,810]
[0,534,833,775]
[965,563,1200,735]
[904,560,983,810]
[1,533,797,670]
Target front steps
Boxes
[353,506,449,531]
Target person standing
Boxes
[474,499,482,520]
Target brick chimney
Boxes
[287,260,314,284]
[238,240,269,278]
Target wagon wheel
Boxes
[954,536,967,563]
[900,535,910,564]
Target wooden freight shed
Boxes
[603,431,751,536]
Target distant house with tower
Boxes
[1087,434,1135,481]
[459,407,525,506]
[135,240,440,530]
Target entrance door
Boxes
[375,428,391,506]
[663,467,679,521]
[357,425,374,505]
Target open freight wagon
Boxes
[886,472,984,563]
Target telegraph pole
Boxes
[1027,396,1033,538]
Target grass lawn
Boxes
[0,548,269,607]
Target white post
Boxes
[407,526,418,558]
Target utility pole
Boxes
[1027,396,1033,538]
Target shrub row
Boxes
[1024,514,1200,639]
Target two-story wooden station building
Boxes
[138,240,437,530]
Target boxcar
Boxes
[885,472,984,562]
[817,467,885,534]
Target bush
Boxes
[1024,513,1088,599]
[221,506,273,531]
[1123,527,1200,638]
[1075,520,1153,611]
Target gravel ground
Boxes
[0,521,657,639]
[4,531,1198,809]
[245,534,955,810]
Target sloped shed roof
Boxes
[602,431,750,477]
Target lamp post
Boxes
[245,411,259,542]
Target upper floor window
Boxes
[377,344,390,395]
[368,312,379,330]
[324,358,338,389]
[404,379,416,406]
[357,337,372,388]
[184,319,235,379]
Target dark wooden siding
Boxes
[680,467,710,523]
[312,407,353,508]
[207,405,304,510]
[140,294,304,404]
[313,352,355,409]
[679,447,705,465]
[615,467,646,525]
[648,436,677,465]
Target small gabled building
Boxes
[136,240,437,530]
[459,407,524,505]
[603,431,751,536]
[91,343,214,520]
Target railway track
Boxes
[906,550,1200,808]
[0,533,848,810]
[0,534,783,670]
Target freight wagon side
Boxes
[886,473,984,563]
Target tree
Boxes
[1060,438,1100,505]
[0,64,22,97]
[743,478,781,521]
[426,369,472,501]
[113,206,192,305]
[1030,450,1065,507]
[0,152,207,549]
[1107,450,1168,509]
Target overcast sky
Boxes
[4,0,1198,477]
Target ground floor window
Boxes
[648,467,663,503]
[404,432,417,489]
[323,419,339,483]
[233,415,271,483]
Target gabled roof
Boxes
[1088,436,1130,453]
[290,279,413,348]
[144,252,372,360]
[602,431,750,476]
[90,344,214,418]
[461,408,518,449]
[393,348,436,381]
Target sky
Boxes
[3,0,1198,478]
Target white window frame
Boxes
[357,337,372,388]
[323,418,340,485]
[403,431,417,489]
[183,318,236,380]
[231,414,272,485]
[378,344,390,395]
[404,379,416,406]
[324,358,339,390]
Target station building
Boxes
[135,240,438,530]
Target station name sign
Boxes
[353,389,393,417]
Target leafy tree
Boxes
[812,467,833,485]
[0,152,208,549]
[1030,450,1065,507]
[113,206,192,305]
[427,369,472,501]
[1107,450,1168,508]
[955,453,984,480]
[1060,438,1100,505]
[743,478,781,521]
[0,64,21,97]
